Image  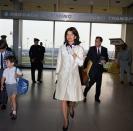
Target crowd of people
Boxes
[0,27,132,131]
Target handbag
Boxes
[15,68,29,95]
[17,77,29,95]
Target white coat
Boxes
[55,44,84,102]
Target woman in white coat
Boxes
[55,27,84,131]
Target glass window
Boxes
[91,23,122,59]
[0,19,13,48]
[22,20,54,68]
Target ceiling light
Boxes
[37,5,41,8]
[103,8,107,11]
[4,4,8,7]
[90,1,94,5]
[115,0,120,4]
[69,7,74,10]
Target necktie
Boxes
[97,48,100,56]
[1,53,3,69]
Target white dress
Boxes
[55,44,84,102]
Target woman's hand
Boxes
[83,68,87,72]
[72,53,77,60]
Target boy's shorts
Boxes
[6,83,17,97]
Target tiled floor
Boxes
[0,70,133,131]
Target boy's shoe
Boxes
[9,111,13,117]
[1,104,6,110]
[11,114,17,120]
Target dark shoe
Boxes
[11,114,17,120]
[62,126,68,131]
[120,81,124,84]
[129,82,133,86]
[37,80,42,83]
[70,108,74,118]
[9,111,13,117]
[62,120,69,131]
[95,98,101,103]
[32,81,36,84]
[83,97,87,103]
[1,105,6,110]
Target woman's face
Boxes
[66,31,76,44]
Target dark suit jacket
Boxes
[29,45,44,62]
[84,46,109,77]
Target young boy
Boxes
[0,56,23,120]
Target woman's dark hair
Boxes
[0,39,7,49]
[64,27,81,45]
[5,55,17,66]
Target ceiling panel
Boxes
[21,0,56,4]
[0,0,132,14]
[0,0,132,7]
[62,0,133,7]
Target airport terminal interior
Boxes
[0,0,133,131]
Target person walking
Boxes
[117,43,133,86]
[55,27,84,131]
[83,36,109,103]
[1,56,23,120]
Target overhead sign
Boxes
[1,10,133,23]
[109,38,124,45]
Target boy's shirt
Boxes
[3,67,22,84]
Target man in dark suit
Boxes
[1,35,12,51]
[29,38,43,83]
[83,36,109,103]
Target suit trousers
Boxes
[84,72,102,99]
[31,62,43,82]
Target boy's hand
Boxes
[15,73,18,78]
